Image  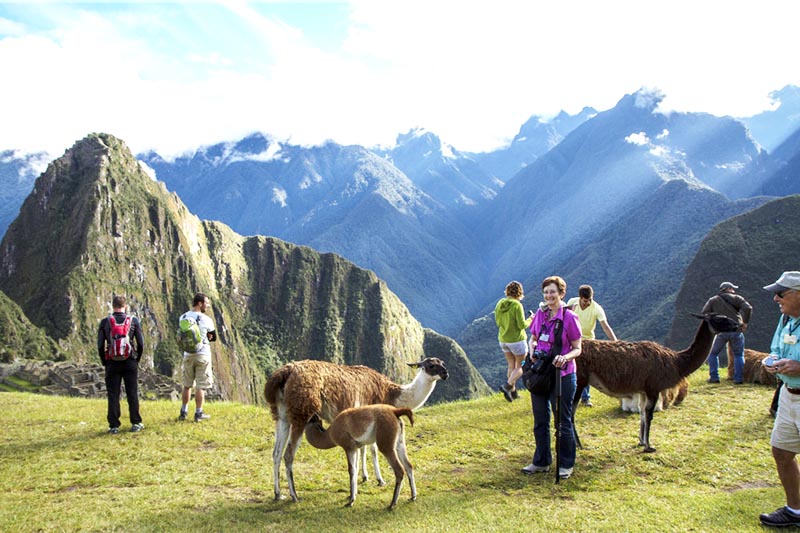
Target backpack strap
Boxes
[104,314,113,344]
[718,293,742,313]
[551,315,564,355]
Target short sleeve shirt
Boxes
[530,306,582,376]
[566,297,607,340]
[773,315,800,388]
[179,310,215,356]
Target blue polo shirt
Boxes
[773,314,800,388]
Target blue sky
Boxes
[1,1,799,158]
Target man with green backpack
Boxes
[178,293,217,422]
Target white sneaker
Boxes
[521,463,550,474]
[558,467,573,479]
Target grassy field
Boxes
[0,370,786,532]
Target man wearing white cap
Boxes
[761,271,800,528]
[702,281,753,384]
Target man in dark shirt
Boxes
[97,295,145,434]
[702,281,753,384]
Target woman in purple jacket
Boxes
[521,275,582,480]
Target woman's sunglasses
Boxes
[776,289,795,299]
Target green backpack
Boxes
[177,315,203,353]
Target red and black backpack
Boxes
[105,314,133,361]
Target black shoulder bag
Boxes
[521,314,564,396]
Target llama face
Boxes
[408,357,449,381]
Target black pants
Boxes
[105,358,142,428]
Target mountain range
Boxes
[0,133,489,404]
[1,86,799,389]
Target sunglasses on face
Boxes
[777,289,795,299]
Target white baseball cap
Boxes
[763,271,800,293]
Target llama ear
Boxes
[407,360,423,368]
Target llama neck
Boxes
[396,371,437,410]
[304,424,337,450]
[678,320,715,377]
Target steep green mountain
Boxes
[0,133,489,404]
[0,290,65,363]
[666,194,800,352]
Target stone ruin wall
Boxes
[0,359,212,401]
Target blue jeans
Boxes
[581,385,591,402]
[530,371,577,469]
[707,332,745,382]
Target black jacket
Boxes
[97,312,144,364]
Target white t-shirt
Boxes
[179,310,216,356]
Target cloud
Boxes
[625,132,650,146]
[1,1,800,159]
[0,17,26,36]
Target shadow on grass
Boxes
[0,426,112,457]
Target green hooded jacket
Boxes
[494,297,532,343]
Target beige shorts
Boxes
[771,385,800,453]
[181,352,213,389]
[499,340,528,357]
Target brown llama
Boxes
[305,405,416,509]
[726,345,778,385]
[264,357,448,502]
[573,314,716,452]
[619,377,689,413]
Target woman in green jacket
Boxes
[495,281,533,402]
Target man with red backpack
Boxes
[97,295,145,434]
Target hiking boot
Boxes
[760,506,800,527]
[558,467,574,479]
[707,378,720,384]
[521,463,550,474]
[178,411,187,421]
[194,411,211,423]
[108,427,120,435]
[511,389,519,400]
[499,383,513,402]
[131,423,144,432]
[581,400,593,407]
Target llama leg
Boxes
[284,424,305,502]
[641,395,658,453]
[346,449,359,507]
[272,418,290,500]
[396,427,416,502]
[637,394,648,446]
[359,446,369,483]
[381,446,405,510]
[370,443,386,486]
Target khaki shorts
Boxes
[771,385,800,453]
[181,352,213,389]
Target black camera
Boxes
[529,351,552,374]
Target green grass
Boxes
[0,370,786,532]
